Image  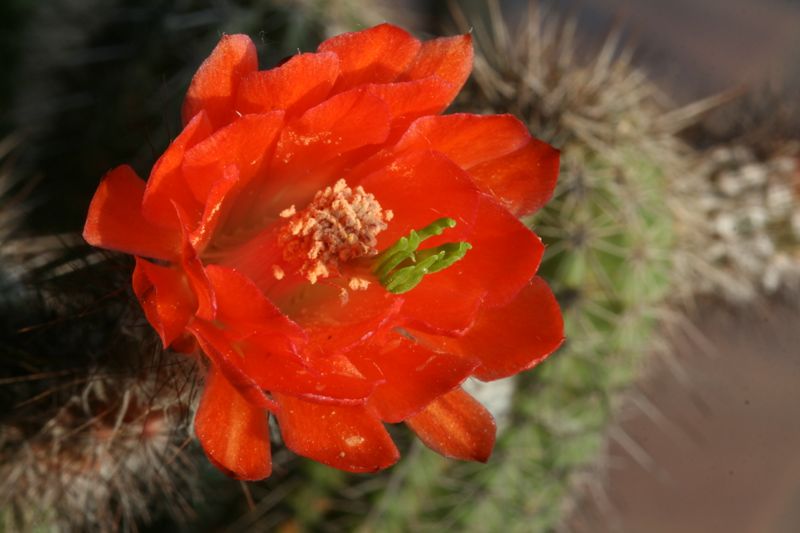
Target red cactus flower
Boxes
[83,24,563,480]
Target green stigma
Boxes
[374,217,472,294]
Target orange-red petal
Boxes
[319,23,420,92]
[182,34,258,128]
[358,150,480,250]
[349,334,479,423]
[400,33,473,103]
[194,365,272,480]
[298,281,403,355]
[394,114,530,169]
[189,164,240,252]
[83,165,179,260]
[132,257,196,348]
[182,111,284,203]
[275,393,399,473]
[468,137,561,216]
[236,52,340,116]
[446,194,545,308]
[142,111,212,230]
[359,150,484,334]
[191,319,377,405]
[205,265,297,329]
[259,88,391,214]
[365,77,456,139]
[463,276,564,381]
[194,266,377,404]
[393,114,559,216]
[406,388,496,462]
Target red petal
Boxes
[182,34,258,129]
[297,281,404,355]
[142,111,212,230]
[194,365,272,480]
[189,165,240,252]
[365,76,456,139]
[358,150,483,334]
[401,272,486,336]
[132,257,196,348]
[189,321,281,411]
[349,334,478,423]
[463,276,564,381]
[182,111,284,203]
[173,223,217,321]
[205,265,304,339]
[394,114,530,170]
[318,23,420,92]
[406,388,496,462]
[258,88,391,215]
[236,52,339,116]
[83,165,179,259]
[428,194,544,309]
[468,137,560,216]
[195,320,377,404]
[358,150,480,250]
[274,393,399,473]
[276,87,390,165]
[400,34,473,104]
[194,267,377,404]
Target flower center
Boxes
[277,179,393,284]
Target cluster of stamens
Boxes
[277,179,393,284]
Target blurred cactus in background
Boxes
[2,0,799,532]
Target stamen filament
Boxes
[374,217,472,294]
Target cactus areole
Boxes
[82,24,564,480]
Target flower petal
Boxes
[182,111,284,203]
[275,393,399,473]
[83,165,179,260]
[194,365,272,480]
[359,150,483,334]
[318,23,420,92]
[276,87,390,166]
[406,388,496,462]
[182,34,258,128]
[394,114,530,170]
[349,334,479,423]
[142,111,212,230]
[463,276,564,381]
[400,33,473,105]
[365,76,456,139]
[258,88,391,215]
[468,137,560,216]
[189,165,240,252]
[236,52,340,116]
[420,194,544,310]
[358,150,480,250]
[195,266,377,404]
[295,281,404,355]
[204,264,305,342]
[189,321,281,410]
[241,342,378,404]
[132,257,196,348]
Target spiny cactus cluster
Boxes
[0,160,200,533]
[0,347,200,532]
[673,144,800,303]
